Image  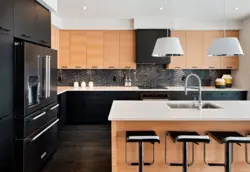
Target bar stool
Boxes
[165,131,210,172]
[125,131,160,172]
[204,131,250,172]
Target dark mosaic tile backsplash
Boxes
[57,64,231,87]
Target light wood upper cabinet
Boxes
[86,31,104,69]
[186,31,204,69]
[59,31,70,69]
[220,30,239,69]
[103,31,120,69]
[51,25,59,51]
[168,31,187,69]
[119,31,136,69]
[203,31,223,69]
[70,31,87,69]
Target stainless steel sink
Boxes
[167,103,222,109]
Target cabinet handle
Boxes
[192,67,198,69]
[109,66,114,69]
[174,67,181,69]
[21,34,31,38]
[41,152,47,159]
[75,66,81,69]
[226,66,233,69]
[40,40,47,44]
[31,112,46,121]
[61,66,68,69]
[50,104,59,111]
[0,27,10,32]
[31,119,59,142]
[125,66,131,69]
[0,114,9,121]
[209,66,215,69]
[92,66,98,69]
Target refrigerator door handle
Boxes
[45,55,49,98]
[48,55,51,97]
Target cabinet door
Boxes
[0,34,12,120]
[220,31,239,69]
[34,3,51,47]
[14,0,36,41]
[186,31,204,69]
[203,31,223,69]
[51,25,59,50]
[59,31,70,69]
[70,31,87,69]
[86,31,103,69]
[119,31,136,69]
[103,31,120,69]
[0,0,13,35]
[168,31,186,69]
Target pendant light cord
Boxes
[223,0,227,37]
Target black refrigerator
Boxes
[14,41,59,172]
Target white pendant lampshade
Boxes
[152,37,184,57]
[208,37,244,56]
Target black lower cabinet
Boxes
[0,116,13,172]
[15,118,59,172]
[58,92,67,130]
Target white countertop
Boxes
[57,86,248,95]
[108,100,250,121]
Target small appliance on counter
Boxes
[215,78,226,88]
[222,74,233,88]
[73,81,79,88]
[89,81,94,88]
[81,81,86,88]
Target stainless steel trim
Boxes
[48,56,51,97]
[32,112,46,121]
[45,56,49,98]
[41,152,47,159]
[31,119,59,142]
[50,104,59,111]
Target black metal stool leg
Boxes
[139,142,144,172]
[225,143,231,172]
[183,142,188,172]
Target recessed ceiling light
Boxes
[82,6,87,10]
[235,7,239,10]
[159,7,164,11]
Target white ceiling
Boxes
[57,0,250,21]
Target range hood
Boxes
[136,29,171,64]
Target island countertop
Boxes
[108,100,250,121]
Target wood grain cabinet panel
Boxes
[103,31,120,69]
[70,31,87,69]
[168,31,187,69]
[119,31,136,69]
[186,31,204,69]
[86,31,103,69]
[220,31,239,69]
[59,31,70,69]
[203,31,223,69]
[51,25,59,50]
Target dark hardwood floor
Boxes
[41,125,111,172]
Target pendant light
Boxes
[208,0,244,56]
[152,0,184,57]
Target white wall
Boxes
[37,0,58,12]
[51,13,63,28]
[232,17,250,99]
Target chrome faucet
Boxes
[184,74,202,110]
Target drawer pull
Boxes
[109,66,114,69]
[31,112,46,121]
[50,104,59,111]
[92,66,98,69]
[61,66,68,69]
[0,27,10,32]
[125,66,131,69]
[31,119,59,142]
[41,152,47,159]
[209,66,215,69]
[226,66,233,69]
[0,115,9,121]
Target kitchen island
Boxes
[109,101,250,172]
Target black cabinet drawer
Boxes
[15,118,58,172]
[15,103,59,138]
[0,116,13,171]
